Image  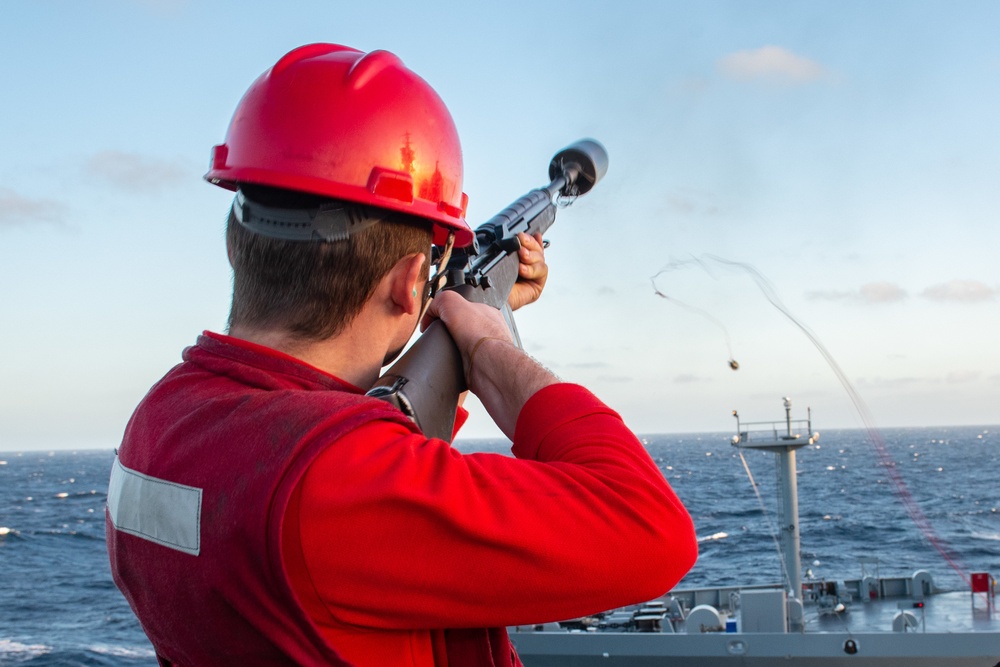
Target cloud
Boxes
[920,280,996,303]
[597,375,632,383]
[0,187,66,226]
[567,361,610,370]
[858,282,908,303]
[859,372,984,388]
[666,188,721,217]
[806,282,907,304]
[718,46,827,85]
[856,376,923,389]
[85,151,188,193]
[946,371,980,384]
[674,374,704,384]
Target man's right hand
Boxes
[424,291,558,439]
[423,291,512,364]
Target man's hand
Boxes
[425,290,558,439]
[507,232,548,311]
[423,291,512,361]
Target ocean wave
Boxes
[53,490,105,501]
[972,531,1000,542]
[0,639,51,659]
[0,526,25,542]
[29,528,106,542]
[86,645,156,659]
[0,645,155,667]
[697,531,729,543]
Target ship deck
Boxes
[510,583,1000,667]
[807,588,998,634]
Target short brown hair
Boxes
[226,186,432,341]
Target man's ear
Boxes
[388,252,426,315]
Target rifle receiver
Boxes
[369,139,609,442]
[548,139,608,197]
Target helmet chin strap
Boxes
[418,231,455,323]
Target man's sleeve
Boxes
[289,383,697,630]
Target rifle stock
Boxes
[367,139,608,441]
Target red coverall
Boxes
[108,332,697,666]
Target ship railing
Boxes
[736,419,813,444]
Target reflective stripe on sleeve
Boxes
[107,456,202,556]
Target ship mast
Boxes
[732,397,818,608]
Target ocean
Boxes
[1,425,997,665]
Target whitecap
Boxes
[88,644,157,659]
[0,639,51,658]
[697,532,729,543]
[0,526,12,536]
[972,532,1000,542]
[55,492,70,498]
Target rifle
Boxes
[367,139,609,441]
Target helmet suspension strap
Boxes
[418,231,456,323]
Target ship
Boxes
[509,398,1000,666]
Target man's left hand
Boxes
[507,232,548,311]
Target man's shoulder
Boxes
[142,357,404,424]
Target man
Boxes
[107,44,697,666]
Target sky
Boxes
[1,1,998,451]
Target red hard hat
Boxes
[205,43,472,247]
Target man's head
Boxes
[206,43,474,346]
[226,185,432,342]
